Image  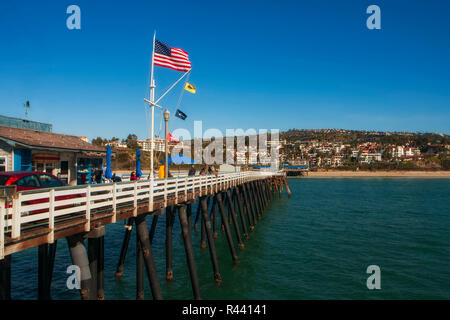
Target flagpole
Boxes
[150,31,156,184]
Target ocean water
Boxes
[8,178,450,300]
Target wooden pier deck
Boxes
[0,170,289,300]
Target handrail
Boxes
[0,170,284,259]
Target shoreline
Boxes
[297,170,450,178]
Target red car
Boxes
[0,171,65,191]
[0,172,82,212]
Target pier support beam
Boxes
[38,241,57,300]
[86,226,105,300]
[239,185,254,232]
[243,183,257,227]
[135,214,163,300]
[149,214,159,244]
[283,176,292,197]
[0,255,11,300]
[87,238,98,300]
[200,212,206,250]
[226,189,244,250]
[136,233,144,300]
[216,193,238,264]
[38,244,50,300]
[67,235,92,300]
[251,181,262,220]
[210,197,218,239]
[187,203,193,239]
[200,197,222,284]
[115,218,134,278]
[48,241,57,295]
[165,206,175,281]
[257,181,267,211]
[193,199,201,231]
[233,188,248,240]
[97,236,104,300]
[178,204,201,299]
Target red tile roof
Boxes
[0,125,106,153]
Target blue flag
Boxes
[175,109,187,120]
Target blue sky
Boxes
[0,0,449,141]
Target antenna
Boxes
[24,101,30,118]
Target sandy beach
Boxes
[301,170,450,178]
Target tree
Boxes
[126,134,139,149]
[92,137,104,146]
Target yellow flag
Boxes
[184,82,196,94]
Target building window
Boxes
[60,161,68,175]
[45,162,56,173]
[0,156,6,172]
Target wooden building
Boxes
[0,124,106,185]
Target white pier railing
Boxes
[0,171,283,259]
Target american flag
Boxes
[154,40,191,72]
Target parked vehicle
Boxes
[0,171,65,191]
[0,171,81,212]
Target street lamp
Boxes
[164,109,170,179]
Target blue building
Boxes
[0,115,106,185]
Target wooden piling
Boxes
[226,189,244,250]
[200,212,206,250]
[38,244,50,300]
[87,238,98,300]
[258,181,267,210]
[178,204,201,299]
[97,236,104,300]
[243,183,258,226]
[193,199,201,231]
[250,182,262,219]
[115,218,134,277]
[216,193,238,264]
[257,181,266,212]
[136,232,144,300]
[200,197,222,284]
[233,187,248,240]
[165,206,175,281]
[67,235,92,300]
[48,241,57,295]
[0,255,11,300]
[135,214,163,300]
[210,196,218,239]
[253,181,264,219]
[239,185,254,232]
[283,175,292,197]
[187,203,193,239]
[149,214,159,244]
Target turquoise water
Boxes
[9,178,450,299]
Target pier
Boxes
[0,170,290,300]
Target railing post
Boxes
[48,189,55,244]
[164,179,167,207]
[0,198,5,260]
[133,181,138,217]
[175,178,178,204]
[149,178,154,212]
[11,194,21,239]
[85,185,91,232]
[112,184,117,223]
